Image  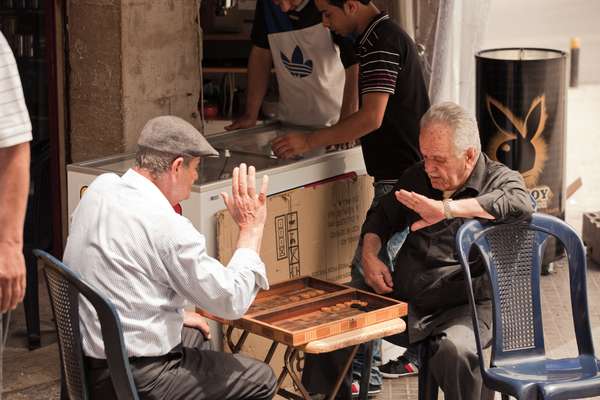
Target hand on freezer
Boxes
[271,131,312,159]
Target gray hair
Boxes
[135,147,193,177]
[420,102,481,156]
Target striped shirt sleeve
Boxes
[0,32,32,148]
[359,48,401,96]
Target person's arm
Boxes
[332,32,358,120]
[359,180,413,294]
[0,142,30,312]
[271,91,389,158]
[395,168,534,231]
[225,46,273,131]
[166,164,270,320]
[475,169,534,223]
[395,190,494,231]
[339,64,359,120]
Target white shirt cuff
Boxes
[230,248,270,290]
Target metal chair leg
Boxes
[418,340,438,400]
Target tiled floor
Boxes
[2,85,600,399]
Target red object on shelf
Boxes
[203,104,219,119]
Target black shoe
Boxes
[379,355,419,378]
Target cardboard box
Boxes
[217,174,374,284]
[216,174,374,395]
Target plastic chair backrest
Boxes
[34,249,139,400]
[456,213,594,370]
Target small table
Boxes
[225,318,406,400]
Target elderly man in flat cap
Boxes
[63,116,277,400]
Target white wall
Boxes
[483,0,600,84]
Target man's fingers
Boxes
[247,166,257,198]
[365,270,393,294]
[239,163,248,197]
[411,219,429,231]
[1,281,12,313]
[271,136,293,156]
[16,278,25,305]
[372,279,393,295]
[231,167,240,198]
[382,269,394,288]
[220,192,230,207]
[259,175,269,202]
[395,191,413,208]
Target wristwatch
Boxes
[442,199,454,220]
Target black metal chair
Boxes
[456,213,600,400]
[34,249,139,400]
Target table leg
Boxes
[265,341,279,364]
[284,347,312,399]
[225,326,250,353]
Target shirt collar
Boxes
[457,153,488,196]
[121,169,176,214]
[294,0,310,12]
[356,11,389,47]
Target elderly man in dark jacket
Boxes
[360,101,534,400]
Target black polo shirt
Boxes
[251,0,357,68]
[362,154,534,342]
[355,12,430,181]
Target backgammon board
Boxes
[231,276,407,346]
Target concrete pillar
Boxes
[68,0,201,162]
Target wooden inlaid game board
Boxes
[231,277,407,346]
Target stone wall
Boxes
[69,0,201,162]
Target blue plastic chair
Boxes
[34,249,139,400]
[456,213,600,400]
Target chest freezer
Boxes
[67,123,367,257]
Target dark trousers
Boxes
[87,327,277,400]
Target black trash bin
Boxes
[476,48,567,265]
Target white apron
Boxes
[268,23,346,128]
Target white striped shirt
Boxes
[0,32,32,148]
[63,169,269,358]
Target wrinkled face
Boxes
[420,122,474,192]
[315,0,354,36]
[174,157,200,202]
[272,0,304,12]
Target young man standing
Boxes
[272,0,430,396]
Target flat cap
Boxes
[138,116,219,157]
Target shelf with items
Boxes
[203,66,249,74]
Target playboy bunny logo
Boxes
[486,95,549,186]
[280,46,313,78]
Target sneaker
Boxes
[379,355,419,378]
[351,380,382,397]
